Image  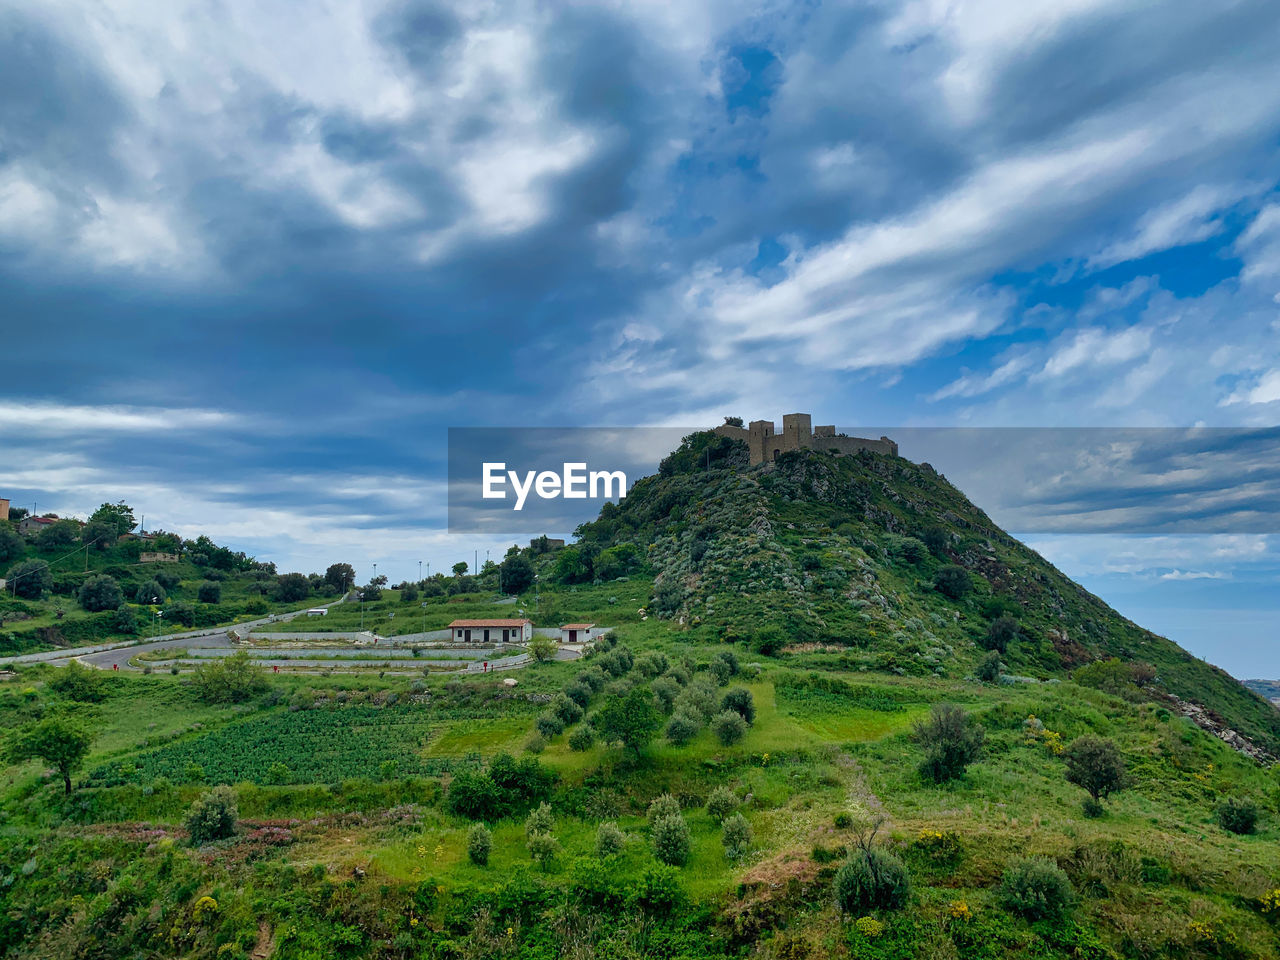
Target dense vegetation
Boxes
[2,441,1279,959]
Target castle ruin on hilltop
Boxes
[713,413,898,467]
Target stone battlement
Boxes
[714,413,897,466]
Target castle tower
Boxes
[0,499,8,522]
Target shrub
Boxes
[568,725,595,752]
[134,579,166,605]
[713,710,747,745]
[674,681,719,721]
[833,849,911,912]
[713,649,739,676]
[529,635,558,662]
[467,823,492,865]
[1063,735,1127,804]
[525,801,554,839]
[77,574,123,612]
[651,676,681,713]
[635,651,670,678]
[983,615,1018,653]
[648,794,682,826]
[721,687,755,724]
[913,703,984,783]
[47,660,106,702]
[192,650,268,704]
[999,857,1074,921]
[595,821,626,857]
[722,813,752,860]
[706,786,737,823]
[552,694,583,725]
[578,668,607,692]
[184,786,238,846]
[1082,797,1105,819]
[834,812,853,829]
[934,565,972,600]
[527,830,561,870]
[1215,797,1259,835]
[6,560,52,600]
[564,681,592,709]
[197,581,222,604]
[665,710,701,746]
[753,626,787,656]
[708,658,731,685]
[525,734,546,754]
[535,713,565,739]
[652,813,690,867]
[631,865,684,914]
[976,650,1002,682]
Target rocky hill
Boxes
[574,430,1280,756]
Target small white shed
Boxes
[559,623,596,644]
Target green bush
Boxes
[595,821,626,858]
[833,848,911,912]
[535,712,564,739]
[913,703,984,783]
[184,786,238,846]
[648,794,682,826]
[712,709,747,746]
[674,681,719,721]
[467,823,492,865]
[568,726,595,752]
[525,801,554,839]
[652,813,690,867]
[934,565,972,600]
[721,687,755,724]
[1215,797,1259,835]
[552,693,583,725]
[665,710,701,746]
[77,574,123,612]
[976,650,1002,682]
[47,660,106,702]
[1064,735,1127,805]
[713,649,739,676]
[631,865,684,914]
[706,785,737,822]
[634,651,670,678]
[722,813,751,860]
[651,676,681,713]
[999,857,1074,921]
[527,830,560,870]
[564,681,592,708]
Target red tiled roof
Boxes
[447,619,531,627]
[560,623,595,630]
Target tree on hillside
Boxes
[596,687,661,759]
[274,572,310,603]
[1064,735,1127,811]
[135,579,166,605]
[77,574,124,612]
[6,559,52,599]
[499,554,535,594]
[933,565,972,600]
[452,561,468,576]
[8,716,94,794]
[913,703,985,783]
[324,562,356,592]
[80,520,117,551]
[0,525,23,564]
[983,615,1019,653]
[192,650,269,704]
[197,581,222,604]
[37,520,80,548]
[89,501,137,537]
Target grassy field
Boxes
[2,617,1278,959]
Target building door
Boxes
[483,628,490,643]
[464,629,471,642]
[568,629,577,643]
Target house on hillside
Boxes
[447,618,532,644]
[17,516,57,536]
[559,623,597,643]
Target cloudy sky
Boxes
[1,0,1278,675]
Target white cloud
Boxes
[0,401,240,435]
[1036,325,1152,380]
[1222,368,1280,406]
[1088,184,1248,270]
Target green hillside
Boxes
[2,440,1279,960]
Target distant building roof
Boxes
[447,618,532,628]
[560,623,595,630]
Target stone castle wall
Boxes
[714,413,898,466]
